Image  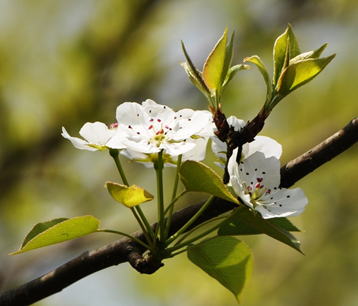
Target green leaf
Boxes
[21,218,68,247]
[221,31,235,85]
[181,41,211,97]
[105,181,154,207]
[244,55,272,100]
[218,207,302,253]
[202,29,228,91]
[188,236,253,301]
[11,215,100,255]
[180,160,239,204]
[273,24,300,84]
[222,64,249,88]
[276,54,335,94]
[290,43,328,63]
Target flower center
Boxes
[151,129,166,147]
[243,177,271,207]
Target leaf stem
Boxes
[171,155,182,201]
[97,229,151,250]
[109,149,154,247]
[109,149,129,186]
[167,219,223,252]
[173,216,227,247]
[166,195,215,245]
[163,191,186,239]
[154,150,165,241]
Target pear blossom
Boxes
[110,99,213,166]
[228,150,308,219]
[211,116,282,167]
[62,121,125,151]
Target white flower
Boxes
[228,150,308,219]
[62,122,125,151]
[110,99,213,165]
[211,115,282,167]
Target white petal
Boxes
[243,136,282,160]
[237,152,281,191]
[211,137,226,159]
[123,138,159,154]
[61,127,97,151]
[182,137,209,162]
[162,141,195,156]
[79,122,114,146]
[171,110,213,140]
[227,116,246,132]
[142,99,175,123]
[227,148,240,177]
[120,149,155,168]
[116,102,148,126]
[105,132,126,149]
[257,188,308,218]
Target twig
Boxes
[0,118,356,306]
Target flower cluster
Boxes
[62,99,213,166]
[62,100,307,219]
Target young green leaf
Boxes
[222,64,249,88]
[218,207,302,253]
[188,236,253,301]
[10,215,100,255]
[181,41,211,97]
[105,181,154,208]
[276,54,335,95]
[290,43,328,64]
[202,29,228,92]
[244,55,272,100]
[180,160,239,204]
[273,24,300,84]
[221,31,235,85]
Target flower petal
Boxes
[257,188,308,218]
[182,137,209,162]
[61,127,97,151]
[116,102,148,126]
[171,110,213,140]
[162,141,196,156]
[142,99,175,123]
[211,137,226,168]
[237,151,281,191]
[79,122,114,146]
[242,136,282,160]
[226,116,246,131]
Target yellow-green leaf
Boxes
[222,64,249,88]
[180,160,239,204]
[277,54,335,94]
[290,43,328,64]
[181,41,210,97]
[10,215,100,255]
[244,55,272,100]
[188,236,253,301]
[202,29,228,91]
[273,24,300,84]
[105,181,154,207]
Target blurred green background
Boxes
[0,0,357,305]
